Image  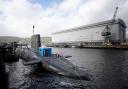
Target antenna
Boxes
[112,6,118,19]
[33,25,35,35]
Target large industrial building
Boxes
[52,19,126,47]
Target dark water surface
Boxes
[7,48,128,89]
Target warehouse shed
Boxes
[52,19,126,46]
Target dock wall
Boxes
[50,42,128,49]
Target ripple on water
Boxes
[7,48,128,89]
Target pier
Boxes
[50,42,128,49]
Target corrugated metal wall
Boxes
[52,19,126,44]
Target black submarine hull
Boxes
[15,48,90,80]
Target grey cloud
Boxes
[0,0,128,38]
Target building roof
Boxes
[52,18,126,35]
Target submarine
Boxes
[15,34,90,80]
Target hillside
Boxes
[0,36,22,43]
[0,36,52,46]
[19,37,52,45]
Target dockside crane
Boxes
[113,7,118,20]
[102,7,119,45]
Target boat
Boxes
[15,48,90,80]
[15,34,90,80]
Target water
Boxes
[6,48,128,89]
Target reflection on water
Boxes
[7,48,128,89]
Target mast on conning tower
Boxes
[33,25,35,35]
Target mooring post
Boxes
[0,46,9,89]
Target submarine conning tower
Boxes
[31,34,41,53]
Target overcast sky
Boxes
[0,0,128,37]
